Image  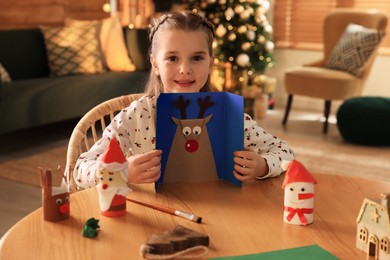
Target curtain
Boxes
[274,0,390,52]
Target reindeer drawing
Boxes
[163,95,218,183]
[39,167,70,222]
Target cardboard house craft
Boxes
[156,92,243,189]
[356,193,390,259]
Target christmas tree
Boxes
[186,0,275,75]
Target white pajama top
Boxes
[74,95,295,189]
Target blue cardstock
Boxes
[156,92,244,189]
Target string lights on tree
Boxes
[187,0,275,75]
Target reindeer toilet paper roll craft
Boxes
[39,167,70,222]
[96,137,130,217]
[281,160,317,226]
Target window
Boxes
[273,0,390,53]
[381,237,389,253]
[359,227,368,242]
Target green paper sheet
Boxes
[210,245,338,260]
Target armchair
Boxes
[282,9,388,133]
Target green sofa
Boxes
[0,27,150,135]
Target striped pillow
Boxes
[41,23,106,76]
[326,24,385,77]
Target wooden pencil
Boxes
[126,197,202,223]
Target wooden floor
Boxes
[1,107,389,239]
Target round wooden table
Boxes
[0,173,388,259]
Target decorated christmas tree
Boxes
[186,0,275,76]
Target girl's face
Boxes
[151,29,213,93]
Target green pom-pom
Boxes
[82,218,100,238]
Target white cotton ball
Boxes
[265,41,274,52]
[237,25,247,34]
[234,5,244,14]
[281,160,291,171]
[246,30,256,41]
[216,24,227,37]
[225,7,235,18]
[228,33,237,41]
[240,10,250,20]
[242,42,251,51]
[236,53,250,67]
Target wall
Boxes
[0,0,110,29]
[0,0,154,29]
[268,48,390,113]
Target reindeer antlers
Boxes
[173,96,190,119]
[198,96,215,118]
[173,95,214,119]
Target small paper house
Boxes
[356,193,390,259]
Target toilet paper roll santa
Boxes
[281,160,317,225]
[96,137,130,217]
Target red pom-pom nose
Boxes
[185,139,198,152]
[102,183,108,190]
[59,204,70,215]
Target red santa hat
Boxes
[97,137,128,182]
[281,160,317,189]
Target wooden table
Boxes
[1,173,389,259]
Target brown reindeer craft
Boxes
[39,167,70,222]
[156,92,244,187]
[163,95,218,183]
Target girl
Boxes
[74,11,294,189]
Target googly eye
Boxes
[65,197,70,203]
[56,198,63,204]
[193,126,202,135]
[182,126,191,136]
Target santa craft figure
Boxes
[96,137,130,217]
[281,160,317,226]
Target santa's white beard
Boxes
[97,185,129,212]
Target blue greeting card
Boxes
[156,92,243,189]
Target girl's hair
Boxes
[144,11,217,97]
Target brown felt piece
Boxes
[171,225,209,247]
[147,232,175,254]
[145,225,209,254]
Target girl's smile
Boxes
[174,79,196,88]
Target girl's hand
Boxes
[233,150,269,181]
[127,150,162,184]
